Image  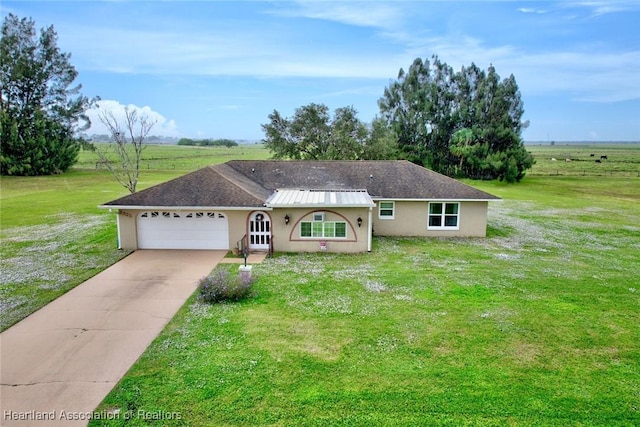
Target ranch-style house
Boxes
[100,160,500,253]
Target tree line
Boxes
[264,57,534,182]
[177,138,238,147]
[1,13,534,185]
[88,134,178,144]
[262,105,398,161]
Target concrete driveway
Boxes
[1,250,225,426]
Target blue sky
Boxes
[3,1,639,142]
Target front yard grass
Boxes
[2,144,638,424]
[1,145,271,331]
[90,176,639,426]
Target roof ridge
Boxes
[211,163,271,201]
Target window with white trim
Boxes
[300,215,347,238]
[378,201,395,219]
[428,202,460,229]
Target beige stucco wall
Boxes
[372,200,489,237]
[114,201,488,251]
[227,211,252,250]
[115,210,137,249]
[115,208,370,252]
[270,208,370,253]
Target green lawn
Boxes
[89,173,639,426]
[0,144,270,331]
[2,144,639,425]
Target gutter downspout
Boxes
[367,207,373,252]
[115,210,122,249]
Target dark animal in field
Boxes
[590,153,595,157]
[600,155,608,160]
[595,159,601,163]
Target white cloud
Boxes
[266,1,405,29]
[507,50,640,102]
[395,33,640,103]
[62,22,402,79]
[518,7,546,14]
[55,1,412,79]
[85,100,179,137]
[62,25,268,75]
[57,2,639,105]
[564,1,639,17]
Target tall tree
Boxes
[262,103,397,161]
[362,117,399,160]
[0,14,94,175]
[288,103,331,160]
[327,106,369,160]
[378,57,456,172]
[379,56,533,182]
[94,107,156,193]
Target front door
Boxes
[249,212,271,251]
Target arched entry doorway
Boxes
[249,211,271,251]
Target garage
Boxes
[137,211,229,249]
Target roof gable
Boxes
[101,164,270,208]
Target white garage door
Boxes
[137,211,229,249]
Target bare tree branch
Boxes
[94,107,156,193]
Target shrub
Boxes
[198,268,255,303]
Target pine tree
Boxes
[0,14,94,175]
[379,56,534,182]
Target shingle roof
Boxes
[225,160,499,200]
[101,160,499,208]
[101,164,270,208]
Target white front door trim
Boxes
[248,211,271,251]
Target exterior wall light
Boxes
[284,214,290,225]
[357,217,363,227]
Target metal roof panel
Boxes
[266,189,375,208]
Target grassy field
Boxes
[2,143,639,425]
[87,174,639,426]
[525,143,640,177]
[76,143,270,172]
[0,144,270,331]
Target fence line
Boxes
[529,169,640,178]
[84,162,640,177]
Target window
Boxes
[378,201,395,219]
[428,202,459,229]
[300,214,347,238]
